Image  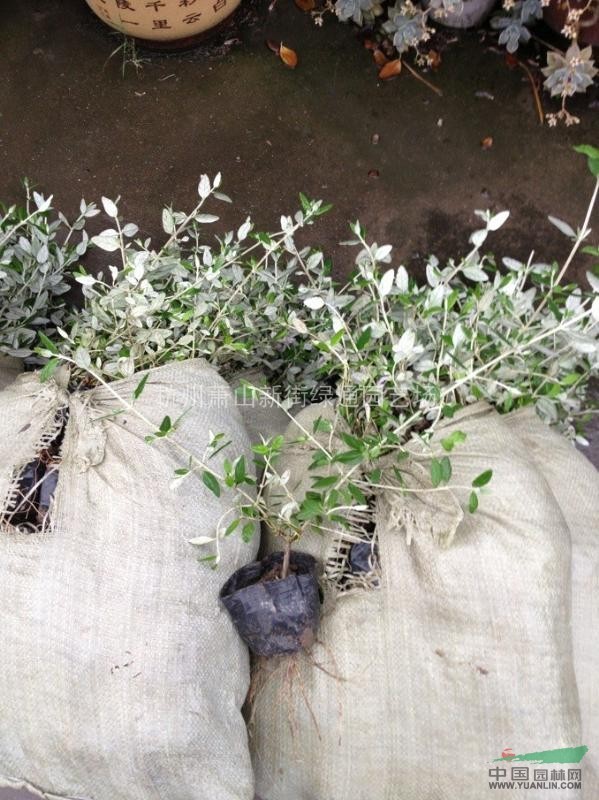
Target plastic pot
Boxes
[84,0,241,44]
[219,551,321,658]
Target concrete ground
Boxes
[0,2,598,797]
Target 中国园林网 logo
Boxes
[488,745,587,791]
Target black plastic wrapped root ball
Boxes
[219,551,321,658]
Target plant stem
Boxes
[281,538,292,580]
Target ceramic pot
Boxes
[427,0,497,28]
[85,0,240,43]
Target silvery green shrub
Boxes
[33,151,599,558]
[37,159,599,448]
[0,185,96,359]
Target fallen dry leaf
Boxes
[279,43,298,69]
[505,53,518,69]
[428,50,441,69]
[379,59,402,80]
[294,0,315,10]
[266,39,280,53]
[368,169,380,178]
[363,38,377,50]
[481,136,493,150]
[373,49,389,68]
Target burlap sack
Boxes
[505,409,599,800]
[251,402,584,800]
[0,356,23,391]
[0,359,257,800]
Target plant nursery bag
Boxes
[0,355,22,390]
[250,402,592,800]
[0,358,257,800]
[505,408,599,800]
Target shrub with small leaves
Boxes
[0,183,96,360]
[34,148,599,563]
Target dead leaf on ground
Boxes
[279,44,298,69]
[379,59,402,80]
[428,50,441,69]
[505,53,518,69]
[363,38,377,50]
[294,0,315,10]
[368,169,380,178]
[481,136,493,150]
[373,49,389,67]
[266,39,280,53]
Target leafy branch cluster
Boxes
[0,183,96,360]
[49,175,333,386]
[24,148,599,562]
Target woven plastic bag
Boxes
[505,408,599,800]
[0,359,257,800]
[251,402,584,800]
[0,356,22,391]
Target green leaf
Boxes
[314,202,333,217]
[333,450,364,466]
[340,432,363,450]
[440,456,452,482]
[574,144,599,159]
[347,482,367,505]
[234,455,246,485]
[330,329,344,347]
[174,468,189,476]
[468,491,479,513]
[312,475,340,489]
[472,469,493,488]
[38,332,58,355]
[440,430,467,452]
[39,358,59,383]
[442,404,459,419]
[574,144,599,177]
[356,327,372,350]
[224,518,240,537]
[561,372,580,386]
[134,372,149,400]
[313,417,333,434]
[159,415,172,434]
[202,471,221,497]
[430,458,443,488]
[242,522,255,543]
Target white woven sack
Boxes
[251,402,583,800]
[0,356,22,391]
[0,359,257,800]
[505,408,599,800]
